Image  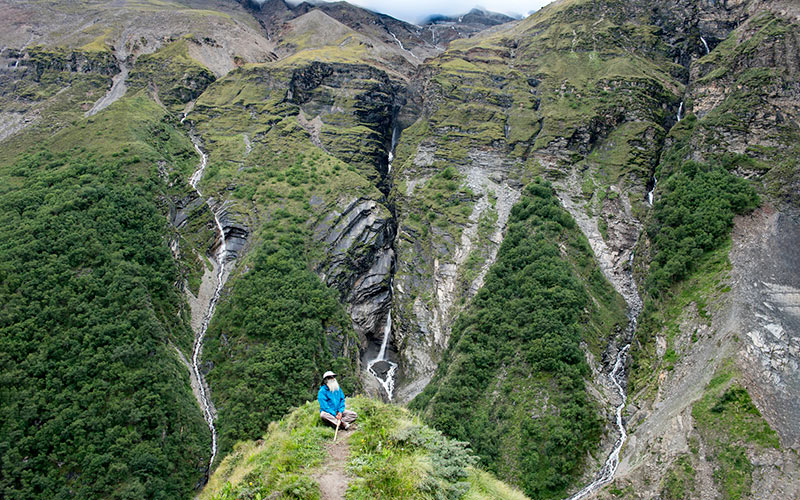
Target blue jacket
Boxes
[318,385,345,416]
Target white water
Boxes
[647,176,657,206]
[388,30,419,62]
[367,311,398,400]
[387,126,399,174]
[567,341,632,500]
[701,36,710,55]
[676,101,684,122]
[188,133,227,474]
[566,241,643,499]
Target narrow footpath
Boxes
[313,432,352,500]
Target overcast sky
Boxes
[312,1,554,24]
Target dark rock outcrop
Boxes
[313,197,395,341]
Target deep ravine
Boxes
[186,129,229,476]
[366,124,400,400]
[566,241,643,499]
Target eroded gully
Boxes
[565,226,644,500]
[186,127,229,477]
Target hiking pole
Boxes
[333,418,341,442]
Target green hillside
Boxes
[0,95,208,498]
[410,180,627,499]
[199,396,529,500]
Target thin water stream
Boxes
[187,132,228,475]
[567,257,642,499]
[567,338,633,500]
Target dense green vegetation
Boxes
[0,97,209,498]
[645,160,759,295]
[200,397,529,500]
[629,112,760,394]
[204,221,360,455]
[412,180,624,499]
[347,398,477,499]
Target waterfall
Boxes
[367,311,398,399]
[388,30,420,61]
[366,126,400,399]
[701,36,710,55]
[566,317,638,499]
[676,101,684,122]
[187,133,229,475]
[567,341,633,500]
[647,176,657,206]
[387,125,399,174]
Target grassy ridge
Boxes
[412,179,627,499]
[0,95,208,498]
[200,397,529,500]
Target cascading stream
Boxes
[647,176,657,206]
[567,257,642,500]
[187,131,228,475]
[367,125,400,399]
[566,335,634,500]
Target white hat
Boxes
[322,371,336,380]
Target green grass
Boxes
[200,402,331,500]
[127,37,216,113]
[691,364,779,500]
[201,397,529,500]
[660,455,696,500]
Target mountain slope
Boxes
[410,180,627,499]
[0,0,799,499]
[0,93,209,499]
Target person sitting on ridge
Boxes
[318,371,357,430]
